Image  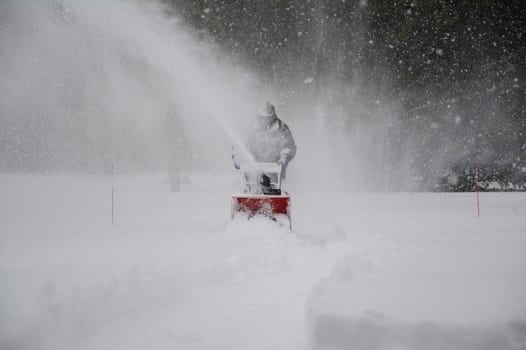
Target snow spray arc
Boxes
[0,0,262,173]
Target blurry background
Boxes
[1,0,524,191]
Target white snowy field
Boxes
[0,173,525,350]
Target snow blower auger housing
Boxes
[231,162,292,229]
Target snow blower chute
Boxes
[231,162,292,229]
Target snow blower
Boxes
[231,162,292,229]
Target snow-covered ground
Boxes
[1,173,525,350]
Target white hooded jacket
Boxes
[232,114,296,168]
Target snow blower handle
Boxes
[277,163,283,190]
[253,162,283,189]
[238,162,283,194]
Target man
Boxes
[233,102,296,182]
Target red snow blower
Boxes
[231,163,292,229]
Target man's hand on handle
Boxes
[277,156,288,180]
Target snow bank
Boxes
[309,313,526,350]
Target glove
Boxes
[232,155,240,169]
[277,156,288,167]
[232,147,240,169]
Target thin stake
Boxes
[112,165,115,226]
[475,165,480,218]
